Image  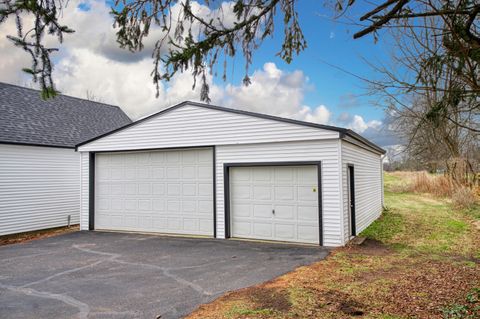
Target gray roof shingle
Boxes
[0,82,132,148]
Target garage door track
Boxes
[0,232,328,319]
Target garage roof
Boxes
[77,101,386,154]
[0,82,132,148]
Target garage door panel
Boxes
[274,186,294,200]
[297,225,318,242]
[231,165,319,244]
[232,204,251,217]
[253,167,272,181]
[274,167,294,181]
[253,186,271,200]
[231,185,250,199]
[198,166,213,179]
[198,183,213,196]
[231,168,251,181]
[182,167,195,178]
[152,167,165,179]
[253,223,272,237]
[253,204,273,218]
[152,199,165,211]
[274,205,295,219]
[298,186,317,201]
[274,223,296,240]
[234,221,251,236]
[298,206,318,220]
[198,200,213,213]
[95,148,213,236]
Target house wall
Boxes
[0,144,80,235]
[341,140,383,242]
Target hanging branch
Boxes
[0,0,74,98]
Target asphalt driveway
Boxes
[0,232,328,319]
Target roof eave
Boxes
[0,141,75,149]
[341,130,386,154]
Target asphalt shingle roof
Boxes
[0,82,132,148]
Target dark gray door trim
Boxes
[89,152,95,230]
[347,164,356,236]
[88,147,216,237]
[212,146,217,238]
[223,161,323,246]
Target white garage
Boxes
[77,101,385,247]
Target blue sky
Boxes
[209,0,390,123]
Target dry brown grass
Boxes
[408,171,455,197]
[452,187,479,209]
[388,171,479,207]
[0,225,79,246]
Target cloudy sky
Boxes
[0,0,399,147]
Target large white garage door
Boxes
[230,165,319,244]
[95,148,213,236]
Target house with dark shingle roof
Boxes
[0,82,132,235]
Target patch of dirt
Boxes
[345,238,393,256]
[322,290,367,316]
[249,287,291,312]
[474,220,480,230]
[0,226,79,246]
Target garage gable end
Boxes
[77,102,341,152]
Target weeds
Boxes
[441,288,480,319]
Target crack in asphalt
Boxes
[72,244,214,296]
[21,260,104,288]
[0,283,90,319]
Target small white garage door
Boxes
[95,148,213,236]
[230,165,320,244]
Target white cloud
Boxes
[0,15,33,84]
[348,115,382,133]
[296,105,331,124]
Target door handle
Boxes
[272,209,275,215]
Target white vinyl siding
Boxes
[341,141,383,243]
[216,140,343,247]
[77,104,339,152]
[0,144,80,235]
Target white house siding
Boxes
[341,141,383,243]
[0,144,80,235]
[216,140,344,247]
[80,152,89,230]
[77,104,339,152]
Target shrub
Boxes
[452,187,478,209]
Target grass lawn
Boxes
[187,172,480,319]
